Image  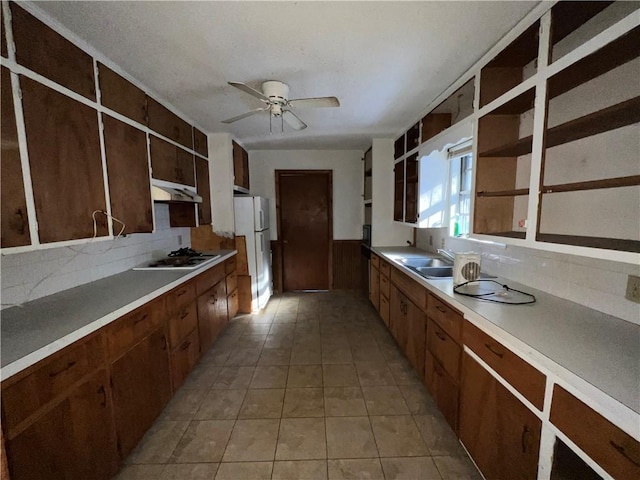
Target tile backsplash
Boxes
[1,204,191,309]
[416,227,640,325]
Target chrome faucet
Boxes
[437,248,456,262]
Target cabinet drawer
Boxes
[225,257,237,274]
[464,321,546,410]
[170,329,200,391]
[168,301,198,349]
[380,274,390,299]
[227,290,239,319]
[425,350,459,432]
[107,298,165,361]
[380,260,390,278]
[427,294,462,343]
[166,281,196,314]
[379,294,390,327]
[391,268,427,311]
[550,385,640,480]
[371,253,380,269]
[427,318,461,381]
[196,263,226,295]
[226,271,238,296]
[2,333,106,438]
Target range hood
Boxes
[151,185,202,203]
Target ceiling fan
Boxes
[222,80,340,132]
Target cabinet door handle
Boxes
[97,384,107,407]
[521,425,530,453]
[435,331,446,341]
[161,335,168,351]
[134,314,149,325]
[177,289,187,297]
[610,440,640,467]
[16,208,26,235]
[435,305,446,313]
[180,310,189,320]
[181,340,192,350]
[484,343,504,358]
[49,360,76,377]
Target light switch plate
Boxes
[625,275,640,304]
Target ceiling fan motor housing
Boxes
[262,80,290,105]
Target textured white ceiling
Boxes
[32,1,539,150]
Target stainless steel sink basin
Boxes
[407,264,496,280]
[401,258,452,268]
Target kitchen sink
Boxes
[401,258,452,268]
[406,264,496,280]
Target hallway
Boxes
[114,292,481,480]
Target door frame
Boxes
[275,169,333,291]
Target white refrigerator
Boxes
[234,196,272,311]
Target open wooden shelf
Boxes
[477,188,529,198]
[483,231,527,240]
[537,233,640,253]
[548,26,640,100]
[480,97,640,157]
[542,175,640,194]
[550,2,614,48]
[488,88,535,115]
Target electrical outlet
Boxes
[625,275,640,303]
[429,235,433,246]
[178,235,183,246]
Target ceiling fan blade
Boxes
[288,96,340,109]
[282,110,307,131]
[228,81,270,102]
[221,107,268,124]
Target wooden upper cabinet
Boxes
[98,63,147,125]
[194,128,208,157]
[232,140,249,190]
[1,67,31,248]
[146,96,193,149]
[405,153,419,224]
[21,76,108,243]
[103,114,153,234]
[195,157,212,226]
[11,4,95,100]
[149,135,195,186]
[394,135,405,159]
[393,161,404,221]
[406,122,420,152]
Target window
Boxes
[448,140,473,237]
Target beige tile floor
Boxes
[114,291,481,480]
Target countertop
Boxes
[374,247,640,418]
[1,250,237,380]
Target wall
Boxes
[248,150,364,240]
[1,204,190,308]
[415,228,640,325]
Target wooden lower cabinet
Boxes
[459,352,541,480]
[389,284,425,377]
[5,369,119,480]
[425,350,459,432]
[110,327,172,459]
[370,265,380,310]
[170,329,201,390]
[197,279,228,354]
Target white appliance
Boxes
[234,196,272,311]
[453,252,482,286]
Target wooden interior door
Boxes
[277,170,332,291]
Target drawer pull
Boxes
[435,305,446,313]
[177,289,187,297]
[521,425,530,453]
[134,314,149,325]
[180,310,189,320]
[435,331,446,341]
[162,335,168,351]
[484,343,504,358]
[97,384,107,407]
[610,440,640,467]
[49,360,76,377]
[180,340,192,351]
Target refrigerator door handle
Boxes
[259,210,264,231]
